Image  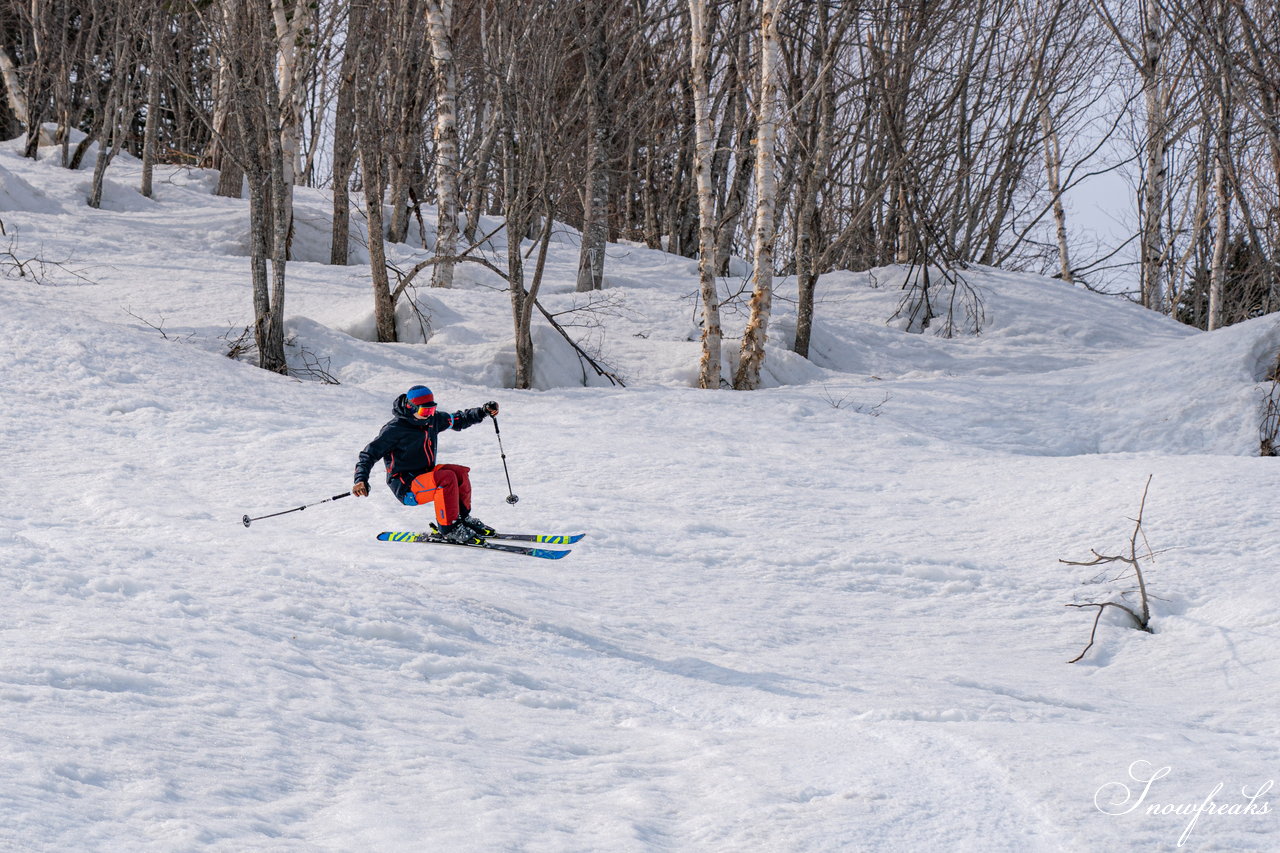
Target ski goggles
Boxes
[408,391,436,418]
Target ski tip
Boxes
[532,548,572,559]
[527,534,585,545]
[377,531,425,542]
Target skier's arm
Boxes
[354,428,394,486]
[448,403,497,430]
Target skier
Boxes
[353,384,500,545]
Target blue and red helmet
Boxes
[407,385,436,417]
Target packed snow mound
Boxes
[0,162,65,214]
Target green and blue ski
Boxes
[377,531,572,560]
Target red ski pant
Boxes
[408,464,471,527]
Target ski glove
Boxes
[353,481,369,497]
[484,401,499,416]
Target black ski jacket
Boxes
[354,395,489,486]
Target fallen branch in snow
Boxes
[533,298,626,387]
[386,233,626,386]
[1060,475,1157,663]
[2,231,94,286]
[125,309,197,343]
[285,336,341,385]
[222,325,253,361]
[819,386,890,415]
[387,224,508,303]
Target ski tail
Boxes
[487,532,585,545]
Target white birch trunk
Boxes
[1139,0,1168,313]
[271,0,309,235]
[0,46,28,126]
[140,15,163,199]
[689,0,723,388]
[426,0,459,288]
[1208,75,1231,331]
[1040,109,1072,284]
[733,0,779,391]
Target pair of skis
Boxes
[376,529,584,560]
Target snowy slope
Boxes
[2,137,1279,852]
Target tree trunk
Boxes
[464,102,499,244]
[270,0,310,254]
[1041,114,1072,283]
[504,136,534,388]
[0,46,29,128]
[88,86,124,208]
[139,14,163,200]
[792,0,839,359]
[213,39,244,198]
[1208,67,1231,330]
[689,0,722,388]
[329,1,364,265]
[426,0,460,288]
[575,127,610,291]
[733,0,779,391]
[576,0,610,292]
[362,148,397,343]
[1139,0,1169,312]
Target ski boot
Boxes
[433,521,484,545]
[459,513,496,538]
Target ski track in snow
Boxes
[2,136,1279,851]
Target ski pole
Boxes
[492,416,519,504]
[242,491,352,527]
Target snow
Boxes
[2,135,1278,851]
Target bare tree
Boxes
[328,0,362,265]
[354,3,396,343]
[425,0,460,288]
[486,1,579,388]
[1094,0,1192,312]
[195,0,292,373]
[783,0,849,359]
[688,0,723,388]
[89,0,156,209]
[574,0,611,293]
[0,43,27,129]
[732,0,780,390]
[1061,476,1158,663]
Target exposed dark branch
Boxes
[1061,475,1158,662]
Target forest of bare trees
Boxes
[2,0,1277,386]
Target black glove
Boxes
[483,401,499,416]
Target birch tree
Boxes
[1094,0,1187,312]
[269,0,315,248]
[688,0,722,388]
[425,0,460,288]
[733,0,779,391]
[0,45,27,131]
